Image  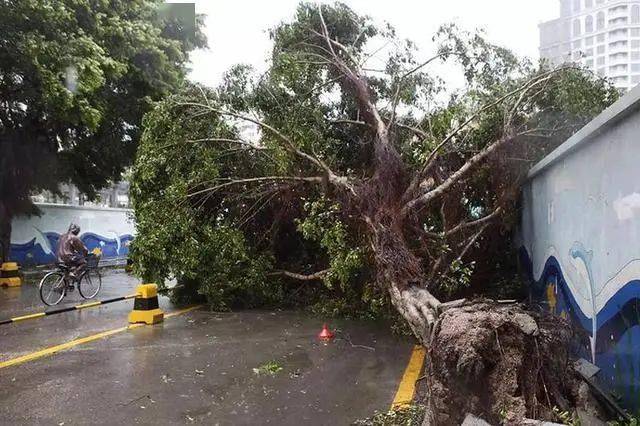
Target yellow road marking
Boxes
[0,305,202,370]
[164,305,202,318]
[11,312,46,322]
[391,345,426,409]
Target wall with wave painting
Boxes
[519,85,640,411]
[9,203,134,267]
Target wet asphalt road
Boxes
[0,269,174,362]
[0,271,413,425]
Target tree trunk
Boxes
[369,213,441,343]
[0,200,12,263]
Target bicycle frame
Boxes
[39,255,102,306]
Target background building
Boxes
[31,181,131,209]
[19,180,133,267]
[540,0,640,91]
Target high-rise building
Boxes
[540,0,640,91]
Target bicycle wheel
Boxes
[40,271,67,306]
[79,268,101,299]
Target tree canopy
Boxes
[0,0,205,260]
[131,3,617,325]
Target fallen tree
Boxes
[131,2,618,421]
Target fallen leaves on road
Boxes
[252,360,283,376]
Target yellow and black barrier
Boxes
[0,293,138,326]
[128,283,164,325]
[1,262,21,287]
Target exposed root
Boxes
[424,300,585,425]
[388,285,440,344]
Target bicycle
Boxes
[39,253,102,306]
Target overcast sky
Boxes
[179,0,559,88]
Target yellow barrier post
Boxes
[0,262,21,287]
[128,284,164,325]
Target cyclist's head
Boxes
[68,223,80,235]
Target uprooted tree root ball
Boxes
[422,301,591,425]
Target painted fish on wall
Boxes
[9,203,135,267]
[521,247,640,411]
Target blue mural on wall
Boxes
[520,247,640,411]
[10,232,133,267]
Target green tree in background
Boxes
[0,0,205,261]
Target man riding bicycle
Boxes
[39,223,102,306]
[56,223,88,284]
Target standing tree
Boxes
[132,3,617,421]
[0,0,205,261]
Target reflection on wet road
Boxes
[0,270,413,425]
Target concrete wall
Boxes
[519,85,640,410]
[9,203,134,267]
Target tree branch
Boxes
[456,223,490,263]
[176,101,354,193]
[331,119,371,128]
[403,68,570,212]
[315,7,389,144]
[178,103,319,163]
[188,176,323,198]
[185,138,267,150]
[409,68,568,192]
[400,52,452,80]
[437,207,503,237]
[403,133,515,213]
[269,269,329,281]
[435,224,490,285]
[395,122,428,139]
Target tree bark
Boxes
[0,200,12,263]
[368,216,441,343]
[268,269,329,281]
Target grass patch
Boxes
[252,360,283,376]
[352,404,425,425]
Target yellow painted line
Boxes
[75,301,101,309]
[0,305,203,370]
[164,305,202,318]
[0,324,144,369]
[391,345,426,409]
[11,312,46,322]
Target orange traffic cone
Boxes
[318,323,335,340]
